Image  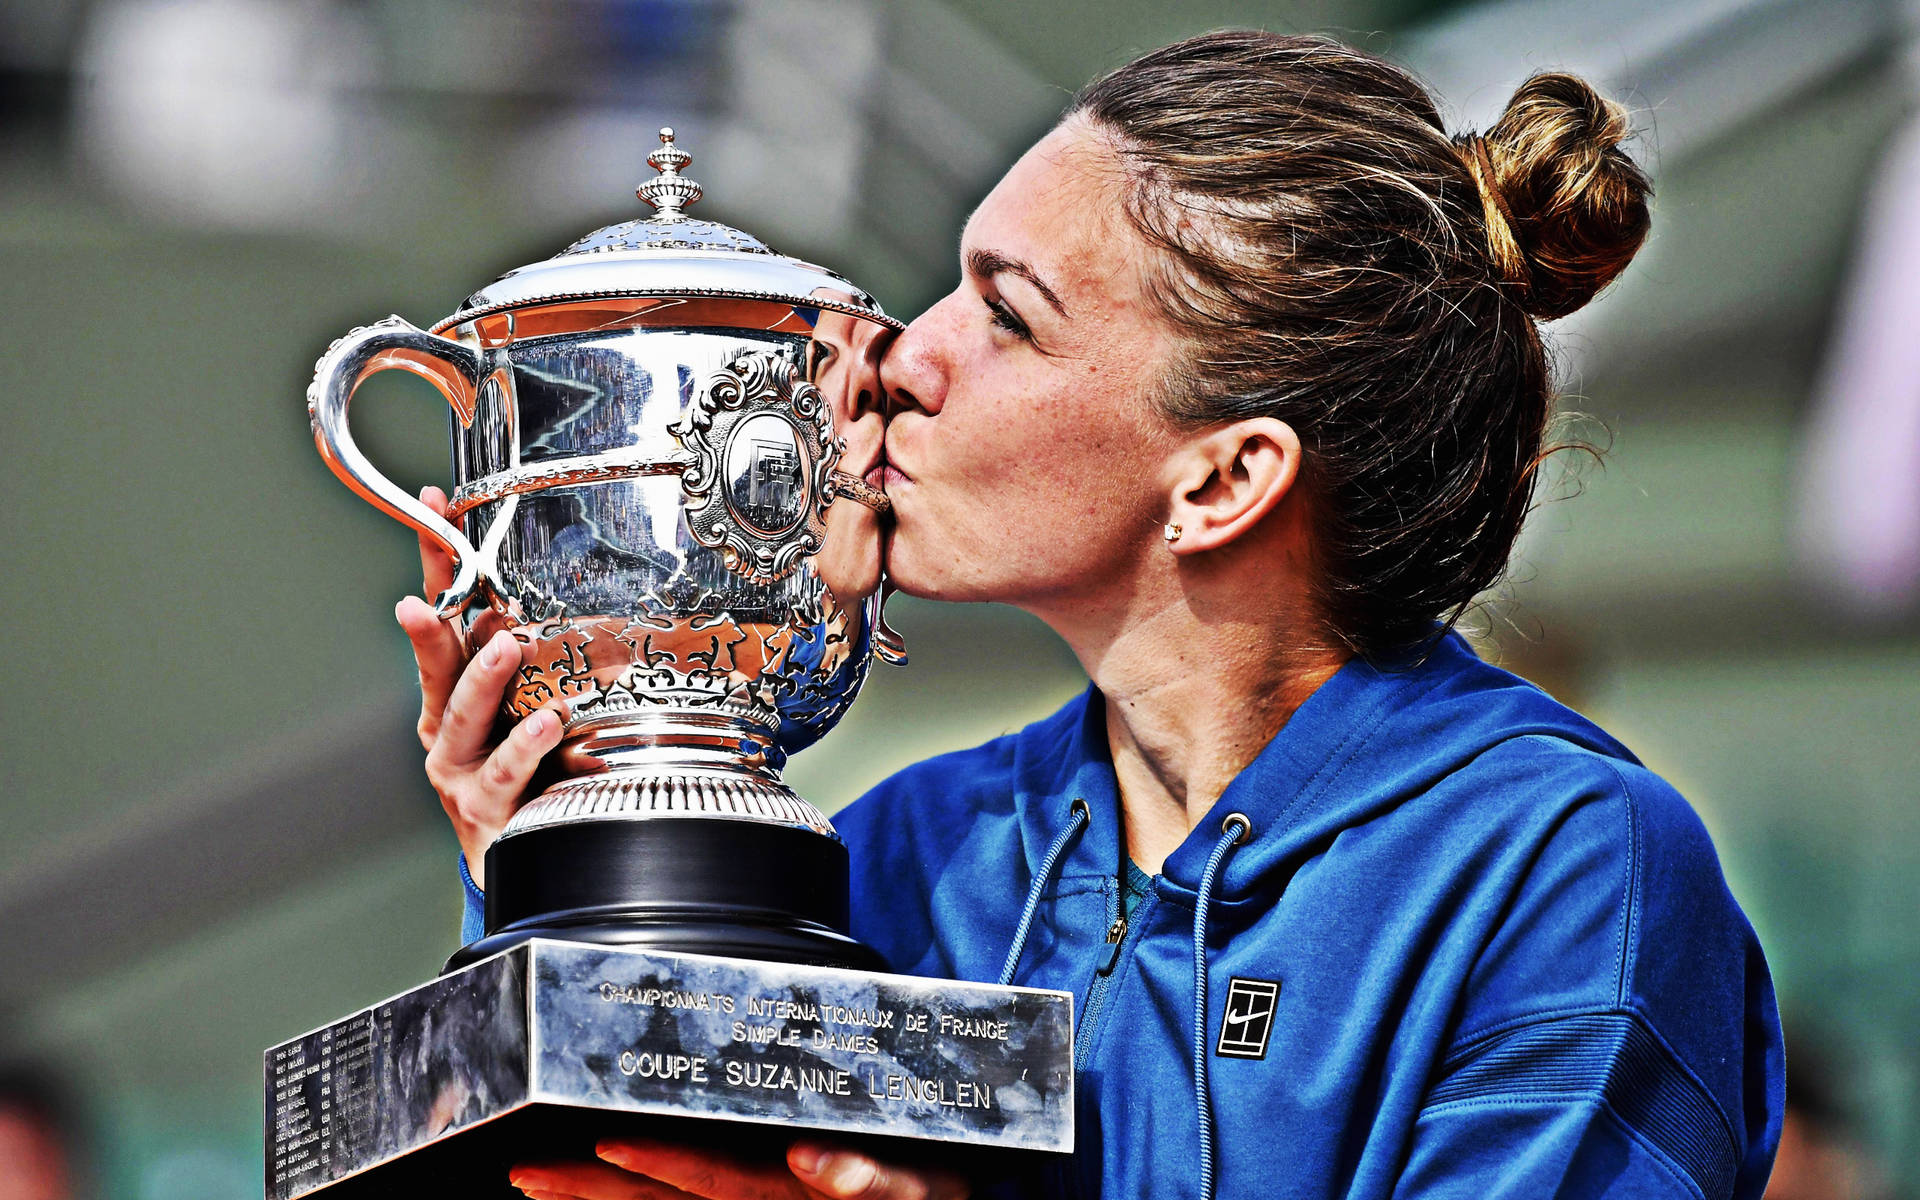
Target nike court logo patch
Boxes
[1217,977,1281,1059]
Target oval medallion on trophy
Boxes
[723,413,808,536]
[674,350,836,583]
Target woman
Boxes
[399,31,1782,1200]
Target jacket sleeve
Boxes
[1391,1009,1747,1199]
[1391,746,1782,1199]
[459,853,485,946]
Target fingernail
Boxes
[485,632,512,665]
[526,710,555,738]
[596,1143,634,1168]
[823,1155,878,1198]
[508,1171,560,1196]
[789,1143,826,1175]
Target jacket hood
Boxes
[1010,632,1637,906]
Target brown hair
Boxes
[1069,32,1651,658]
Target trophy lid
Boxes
[433,128,900,334]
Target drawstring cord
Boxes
[1195,812,1251,1200]
[998,798,1091,986]
[998,799,1248,1200]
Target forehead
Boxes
[962,121,1148,298]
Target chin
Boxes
[879,542,945,600]
[882,532,974,602]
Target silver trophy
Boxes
[277,132,1073,1199]
[309,129,906,969]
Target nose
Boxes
[878,297,954,419]
[841,321,892,426]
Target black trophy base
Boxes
[448,816,885,974]
[265,941,1076,1199]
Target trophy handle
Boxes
[308,316,490,618]
[872,586,908,666]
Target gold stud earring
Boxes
[1164,523,1183,544]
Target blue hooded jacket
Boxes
[460,633,1782,1197]
[832,633,1783,1199]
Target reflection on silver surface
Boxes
[309,129,899,842]
[469,327,798,474]
[726,413,806,535]
[264,941,1075,1198]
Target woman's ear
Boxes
[1164,417,1303,554]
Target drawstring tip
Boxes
[1194,812,1251,1200]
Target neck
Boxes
[1042,587,1346,875]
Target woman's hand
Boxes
[394,486,566,888]
[509,1138,968,1200]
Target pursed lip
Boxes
[864,464,913,496]
[879,434,914,486]
[871,448,912,488]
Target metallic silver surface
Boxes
[307,316,494,617]
[308,130,899,839]
[506,767,832,837]
[828,469,893,517]
[634,126,702,219]
[265,941,1076,1198]
[435,262,896,336]
[432,127,896,337]
[565,218,774,256]
[675,350,835,585]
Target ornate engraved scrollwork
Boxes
[674,351,838,584]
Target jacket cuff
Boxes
[458,853,486,947]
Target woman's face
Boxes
[878,119,1185,613]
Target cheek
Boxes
[916,410,1162,593]
[1016,426,1158,545]
[1002,354,1170,536]
[886,315,1175,600]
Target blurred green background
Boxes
[3,0,1917,1196]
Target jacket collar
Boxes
[1009,633,1623,905]
[1010,686,1123,889]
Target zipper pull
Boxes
[1095,915,1127,975]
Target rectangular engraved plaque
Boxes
[264,941,1074,1199]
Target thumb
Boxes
[788,1142,967,1200]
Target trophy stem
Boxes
[448,817,885,973]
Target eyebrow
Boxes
[965,248,1069,319]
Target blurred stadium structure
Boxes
[1,0,1917,1195]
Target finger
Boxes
[788,1144,965,1200]
[395,595,466,746]
[511,1161,694,1200]
[475,703,567,805]
[432,629,522,767]
[597,1139,793,1200]
[418,485,457,601]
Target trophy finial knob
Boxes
[638,127,701,220]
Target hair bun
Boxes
[1467,72,1652,320]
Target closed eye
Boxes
[983,296,1032,342]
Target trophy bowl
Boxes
[308,129,904,971]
